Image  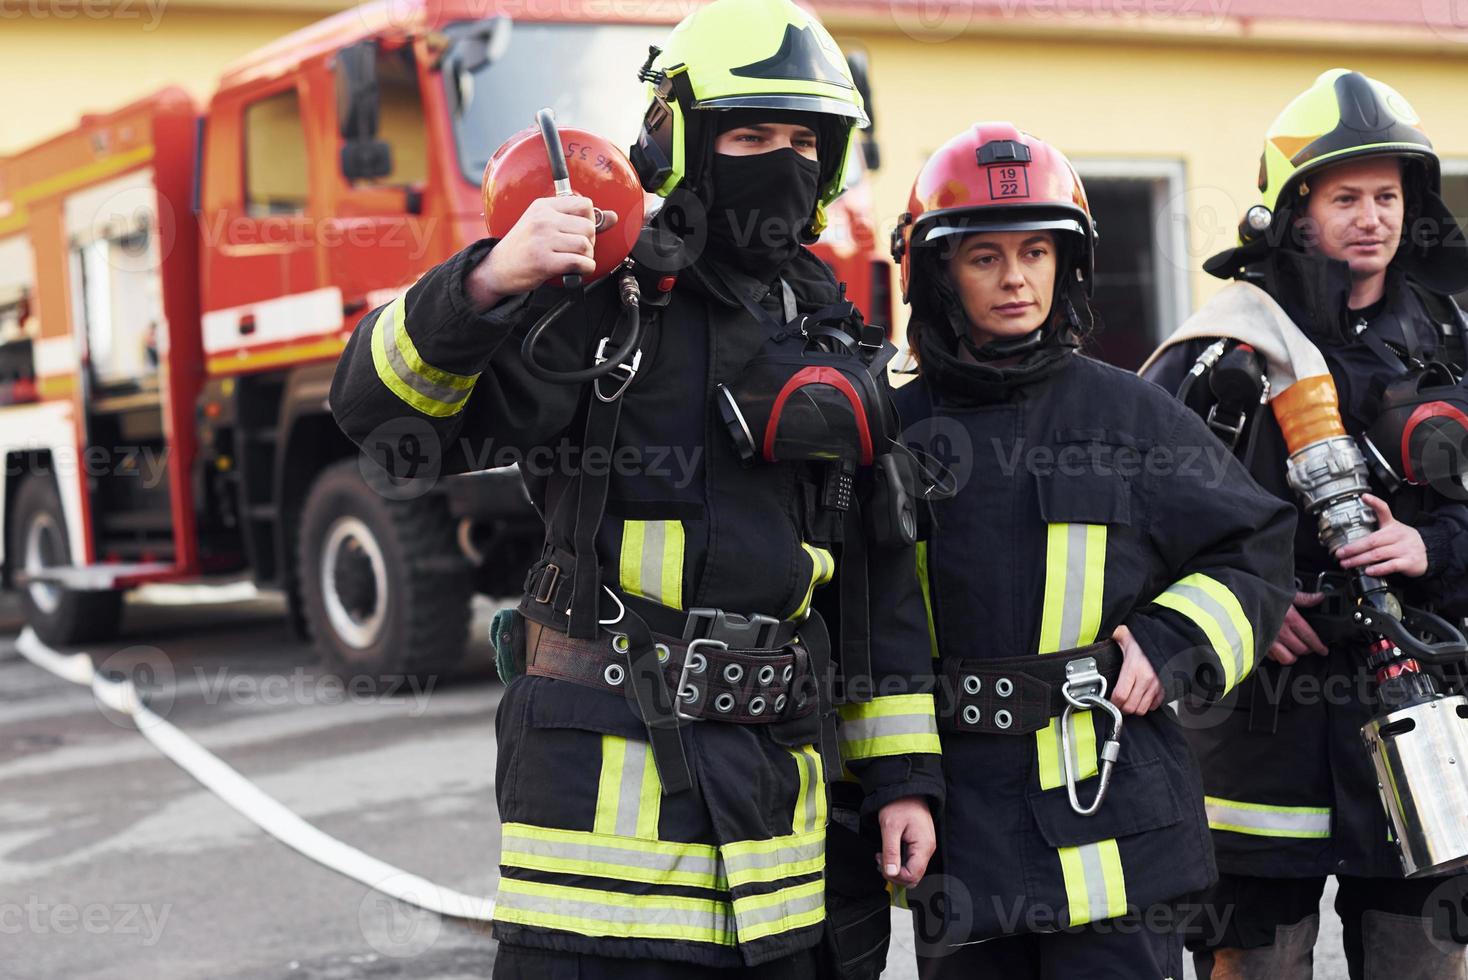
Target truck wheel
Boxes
[297,460,471,679]
[8,475,124,647]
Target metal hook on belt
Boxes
[1059,656,1124,817]
[598,586,626,628]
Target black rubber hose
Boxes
[520,280,642,385]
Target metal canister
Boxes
[1361,694,1468,877]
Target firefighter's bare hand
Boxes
[1109,624,1164,715]
[1335,494,1428,579]
[469,196,618,308]
[1268,591,1327,665]
[875,796,935,889]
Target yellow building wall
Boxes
[0,8,317,155]
[6,4,1467,316]
[838,28,1468,309]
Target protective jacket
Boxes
[1144,252,1468,878]
[330,236,945,967]
[895,343,1295,944]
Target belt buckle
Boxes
[675,637,724,722]
[532,563,561,604]
[683,607,781,649]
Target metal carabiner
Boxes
[1059,657,1125,817]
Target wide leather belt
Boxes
[524,619,818,725]
[936,640,1124,736]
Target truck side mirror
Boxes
[336,40,393,181]
[846,51,880,172]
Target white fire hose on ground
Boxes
[13,627,496,923]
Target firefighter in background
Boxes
[890,123,1295,978]
[330,0,943,976]
[1144,70,1468,979]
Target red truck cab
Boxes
[1,0,887,676]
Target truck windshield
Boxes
[443,21,663,185]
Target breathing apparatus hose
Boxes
[517,107,643,386]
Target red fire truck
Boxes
[0,0,887,677]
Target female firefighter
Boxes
[889,123,1296,978]
[329,0,942,977]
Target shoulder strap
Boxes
[1406,279,1468,369]
[566,302,659,638]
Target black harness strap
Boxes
[567,305,646,638]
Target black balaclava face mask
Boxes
[704,110,822,281]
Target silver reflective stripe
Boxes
[734,884,825,930]
[500,830,719,880]
[1205,797,1332,838]
[377,302,474,409]
[616,740,651,838]
[796,749,819,833]
[639,521,670,607]
[722,839,824,877]
[1057,522,1091,649]
[498,881,732,932]
[838,713,939,744]
[1167,581,1247,684]
[1077,841,1110,918]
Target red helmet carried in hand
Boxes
[482,126,646,284]
[891,123,1095,303]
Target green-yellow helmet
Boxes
[629,0,868,234]
[1256,68,1438,215]
[1205,68,1447,280]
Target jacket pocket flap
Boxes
[523,676,650,740]
[1027,757,1180,847]
[1035,471,1132,526]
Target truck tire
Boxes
[8,475,124,647]
[297,460,471,679]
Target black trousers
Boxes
[492,943,824,979]
[916,911,1184,980]
[1186,873,1468,979]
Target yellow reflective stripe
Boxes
[1038,523,1071,654]
[1035,521,1108,789]
[389,295,478,390]
[915,541,939,658]
[1058,838,1128,927]
[1204,797,1332,839]
[1034,521,1126,924]
[731,878,826,943]
[369,296,478,418]
[721,827,825,888]
[1153,572,1255,695]
[494,877,735,945]
[618,520,685,609]
[1079,525,1107,647]
[500,823,724,890]
[790,744,827,836]
[837,694,942,759]
[791,543,835,620]
[593,736,662,840]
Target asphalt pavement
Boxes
[0,588,1355,979]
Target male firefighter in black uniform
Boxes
[329,0,942,977]
[1145,69,1468,979]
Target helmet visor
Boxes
[696,93,869,127]
[918,216,1086,245]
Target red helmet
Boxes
[483,126,646,285]
[891,123,1095,302]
